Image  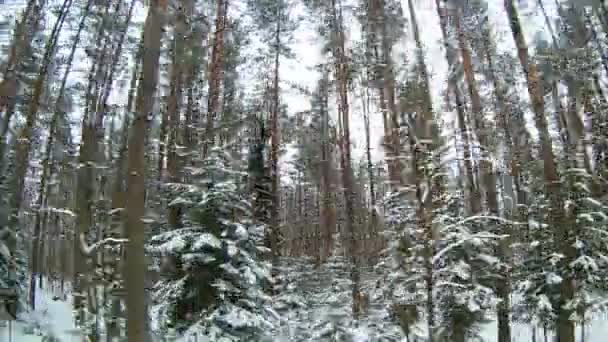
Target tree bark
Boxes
[270,4,282,268]
[453,8,511,342]
[166,0,191,228]
[318,71,336,263]
[504,2,574,342]
[203,0,228,157]
[330,0,361,318]
[0,0,41,156]
[125,1,165,341]
[29,0,91,309]
[376,0,402,189]
[106,57,139,342]
[408,1,439,339]
[434,0,480,215]
[4,0,68,291]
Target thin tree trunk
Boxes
[361,80,375,209]
[28,0,93,311]
[203,0,228,157]
[4,0,68,291]
[166,0,190,228]
[98,0,137,115]
[433,0,480,215]
[318,71,335,263]
[330,0,361,318]
[376,0,402,189]
[73,1,117,335]
[453,8,511,342]
[0,0,40,149]
[269,4,282,269]
[407,1,439,340]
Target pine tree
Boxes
[148,146,274,340]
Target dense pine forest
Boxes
[0,0,607,341]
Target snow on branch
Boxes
[432,232,509,264]
[80,233,128,256]
[37,207,76,217]
[442,215,525,231]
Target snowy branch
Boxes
[432,232,509,264]
[442,215,525,231]
[80,233,128,256]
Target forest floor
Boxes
[0,283,80,341]
[2,273,608,341]
[478,315,608,342]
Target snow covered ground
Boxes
[2,281,608,341]
[479,319,608,342]
[0,285,82,341]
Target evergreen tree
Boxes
[149,145,274,340]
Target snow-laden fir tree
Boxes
[147,145,275,340]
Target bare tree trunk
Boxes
[504,2,575,342]
[453,8,511,342]
[433,0,480,215]
[73,2,118,336]
[408,1,439,340]
[366,0,402,189]
[106,56,139,342]
[203,0,228,157]
[376,0,402,189]
[125,1,165,340]
[330,0,361,318]
[482,27,531,244]
[4,0,67,292]
[166,0,191,228]
[269,5,282,269]
[361,77,379,254]
[318,71,335,263]
[0,0,41,157]
[28,0,92,311]
[361,85,375,208]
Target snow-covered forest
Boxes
[0,0,607,340]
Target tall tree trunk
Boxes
[318,71,335,263]
[73,1,117,336]
[98,0,136,116]
[203,0,228,157]
[434,0,480,215]
[330,0,361,318]
[482,25,531,243]
[4,0,68,290]
[269,4,282,269]
[504,2,575,342]
[361,72,375,210]
[374,0,402,189]
[125,1,165,340]
[107,57,139,342]
[366,0,401,189]
[361,78,378,253]
[166,0,191,228]
[407,1,439,339]
[0,0,42,158]
[29,0,92,309]
[453,8,511,342]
